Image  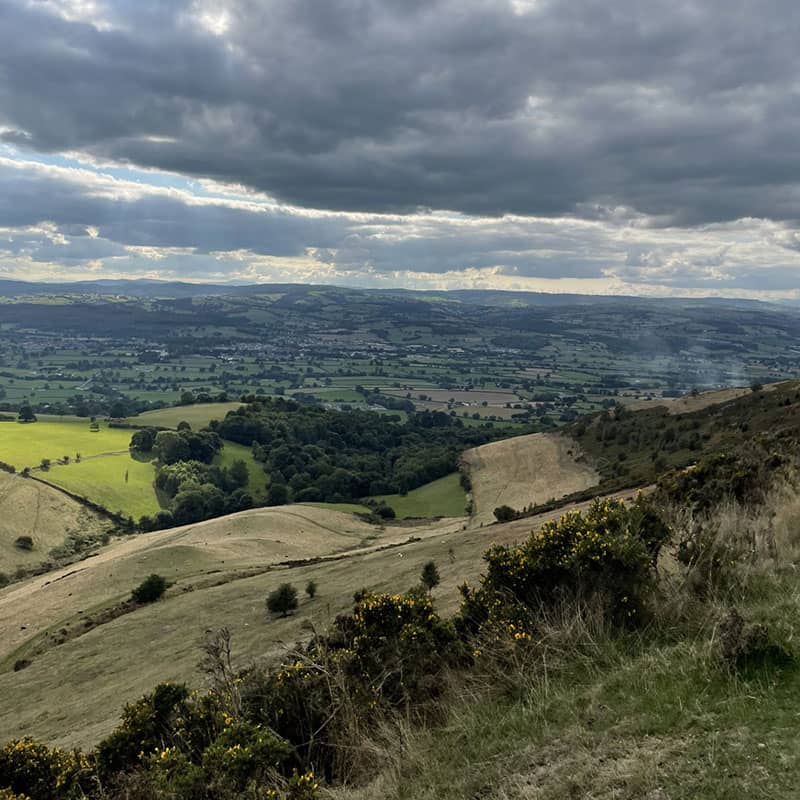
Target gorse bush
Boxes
[0,788,31,800]
[241,588,464,779]
[95,683,191,777]
[94,683,299,799]
[464,497,669,630]
[0,499,674,799]
[0,738,94,800]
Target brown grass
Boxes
[626,381,786,415]
[0,489,646,749]
[462,433,600,525]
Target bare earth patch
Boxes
[463,433,600,525]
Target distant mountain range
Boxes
[0,277,774,310]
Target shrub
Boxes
[421,561,440,593]
[200,721,292,793]
[373,503,396,520]
[13,536,33,552]
[465,497,669,630]
[0,572,10,588]
[95,683,190,776]
[241,589,464,777]
[267,584,299,617]
[0,788,31,800]
[717,607,793,674]
[305,580,317,599]
[493,505,517,523]
[656,451,778,515]
[131,574,168,604]
[336,589,463,706]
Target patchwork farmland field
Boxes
[463,432,600,525]
[127,401,243,430]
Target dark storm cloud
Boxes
[3,0,800,223]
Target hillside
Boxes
[0,488,644,749]
[0,472,108,575]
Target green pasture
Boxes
[128,402,243,430]
[216,441,267,500]
[43,454,163,519]
[305,502,372,515]
[0,419,132,469]
[374,472,466,519]
[0,419,265,518]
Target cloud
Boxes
[3,153,800,298]
[2,0,800,223]
[4,1,800,295]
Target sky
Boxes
[3,0,800,297]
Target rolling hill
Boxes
[0,475,638,748]
[1,380,794,754]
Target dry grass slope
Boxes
[463,432,599,525]
[0,472,108,573]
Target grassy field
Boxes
[0,420,132,469]
[0,490,649,749]
[127,402,243,430]
[306,502,373,515]
[341,574,800,800]
[0,419,267,517]
[216,440,267,500]
[375,472,467,518]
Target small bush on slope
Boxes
[130,574,168,604]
